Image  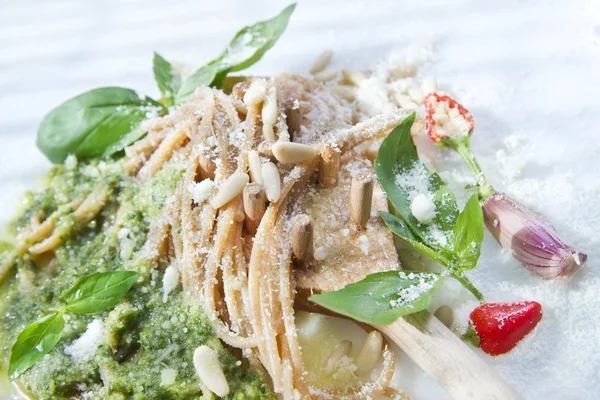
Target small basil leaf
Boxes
[36,87,165,163]
[176,3,296,100]
[452,194,484,270]
[375,114,459,247]
[153,52,182,106]
[62,271,139,314]
[8,312,64,380]
[310,271,446,325]
[380,211,450,266]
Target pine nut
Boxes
[350,172,374,228]
[261,162,281,203]
[310,49,333,74]
[243,183,267,235]
[243,78,267,106]
[312,68,338,82]
[318,143,340,187]
[324,340,352,375]
[355,331,383,376]
[193,345,230,397]
[211,172,249,209]
[272,142,318,164]
[291,214,314,267]
[248,150,264,185]
[258,140,276,162]
[262,87,278,140]
[341,68,366,86]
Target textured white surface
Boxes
[1,0,599,399]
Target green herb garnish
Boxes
[375,113,484,300]
[175,3,296,101]
[62,271,140,314]
[36,4,296,164]
[152,52,182,107]
[36,88,165,163]
[8,271,138,380]
[310,271,445,325]
[309,115,485,326]
[8,312,65,381]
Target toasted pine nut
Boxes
[272,142,318,164]
[243,79,267,106]
[262,87,278,140]
[355,330,383,376]
[248,150,263,185]
[324,340,352,375]
[310,49,333,74]
[211,172,249,209]
[193,345,230,397]
[312,68,339,82]
[261,162,281,203]
[341,68,366,86]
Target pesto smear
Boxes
[0,158,272,399]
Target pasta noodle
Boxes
[10,75,410,399]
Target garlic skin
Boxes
[482,192,587,279]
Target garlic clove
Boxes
[482,192,587,279]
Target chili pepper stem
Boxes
[444,136,494,200]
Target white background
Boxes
[1,0,599,399]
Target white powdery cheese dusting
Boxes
[160,368,177,386]
[191,179,214,204]
[162,265,180,303]
[65,319,105,362]
[410,193,436,223]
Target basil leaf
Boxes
[309,271,446,325]
[374,113,459,247]
[452,194,484,270]
[176,3,296,100]
[8,312,64,380]
[380,211,449,266]
[36,87,165,163]
[153,52,181,106]
[62,271,139,314]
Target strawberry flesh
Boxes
[469,301,542,356]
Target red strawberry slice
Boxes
[468,301,542,356]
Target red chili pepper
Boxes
[467,301,542,356]
[424,93,474,142]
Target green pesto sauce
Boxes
[0,160,272,400]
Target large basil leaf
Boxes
[176,3,296,100]
[8,312,64,380]
[36,87,165,163]
[153,52,182,106]
[452,194,484,270]
[309,271,446,325]
[62,271,139,314]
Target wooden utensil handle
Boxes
[376,311,523,400]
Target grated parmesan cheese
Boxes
[162,265,180,303]
[410,193,436,224]
[191,179,214,205]
[64,319,105,362]
[160,368,177,386]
